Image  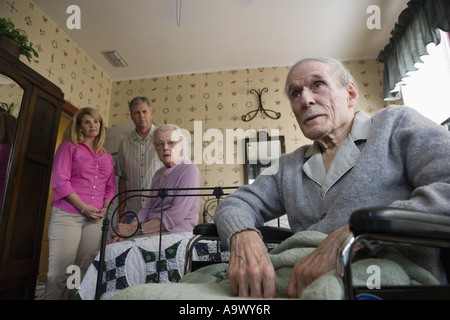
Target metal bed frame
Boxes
[94,186,238,300]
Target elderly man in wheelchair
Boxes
[213,57,450,299]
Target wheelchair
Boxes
[339,207,450,299]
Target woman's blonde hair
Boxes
[62,107,106,153]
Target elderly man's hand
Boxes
[227,230,277,298]
[286,225,352,298]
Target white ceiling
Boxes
[32,0,409,82]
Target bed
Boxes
[75,186,235,300]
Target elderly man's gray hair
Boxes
[285,57,356,96]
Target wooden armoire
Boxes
[0,47,64,299]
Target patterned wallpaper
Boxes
[1,0,112,124]
[2,0,394,191]
[110,59,390,188]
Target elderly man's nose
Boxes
[301,89,315,106]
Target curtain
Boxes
[377,0,450,100]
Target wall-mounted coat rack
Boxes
[241,87,281,122]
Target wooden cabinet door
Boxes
[0,48,63,299]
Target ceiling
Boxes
[32,0,409,82]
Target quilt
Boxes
[76,232,229,300]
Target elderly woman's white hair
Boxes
[152,124,190,161]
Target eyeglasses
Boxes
[155,140,180,149]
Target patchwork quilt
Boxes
[76,232,229,300]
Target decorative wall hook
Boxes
[241,87,281,122]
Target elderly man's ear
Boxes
[347,82,359,108]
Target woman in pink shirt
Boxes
[43,107,116,300]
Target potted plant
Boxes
[0,18,38,62]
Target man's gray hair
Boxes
[284,57,355,96]
[128,96,152,111]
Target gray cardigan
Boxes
[215,105,450,281]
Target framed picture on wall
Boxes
[243,131,285,184]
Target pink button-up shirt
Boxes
[51,141,117,215]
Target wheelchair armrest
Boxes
[258,226,294,243]
[193,223,218,237]
[349,207,450,240]
[193,223,294,243]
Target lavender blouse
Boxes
[51,141,116,215]
[136,160,201,233]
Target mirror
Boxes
[243,131,285,184]
[0,74,23,211]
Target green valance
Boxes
[377,0,450,100]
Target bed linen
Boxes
[76,232,229,300]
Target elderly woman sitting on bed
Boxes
[109,124,201,242]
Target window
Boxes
[396,30,450,127]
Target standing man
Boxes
[115,97,162,223]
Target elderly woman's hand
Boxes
[109,222,139,243]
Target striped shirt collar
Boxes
[131,124,157,141]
